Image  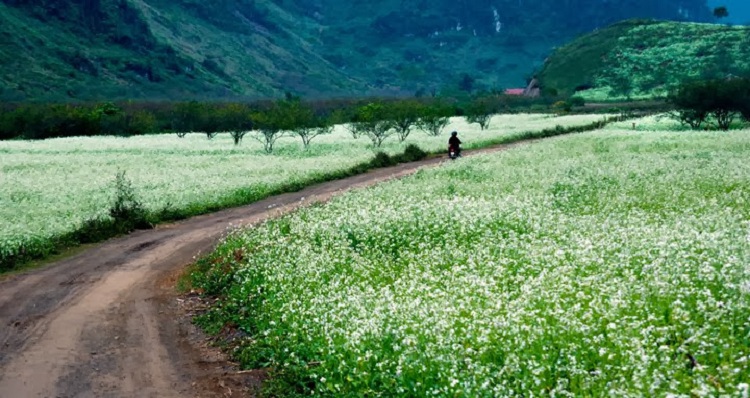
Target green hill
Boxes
[300,0,711,97]
[538,20,750,100]
[0,1,716,101]
[0,0,368,101]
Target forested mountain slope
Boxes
[0,0,714,101]
[299,0,712,94]
[538,20,750,99]
[0,0,367,101]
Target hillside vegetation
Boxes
[0,0,366,101]
[539,20,750,100]
[302,0,710,95]
[0,0,713,101]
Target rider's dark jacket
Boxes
[448,136,461,148]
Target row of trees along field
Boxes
[668,77,750,130]
[0,94,570,150]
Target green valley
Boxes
[0,0,721,101]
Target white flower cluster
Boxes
[204,127,750,396]
[0,114,605,264]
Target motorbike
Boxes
[448,145,461,160]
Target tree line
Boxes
[668,77,750,130]
[0,94,554,150]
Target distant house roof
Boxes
[504,88,525,95]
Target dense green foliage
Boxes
[0,0,714,101]
[539,21,750,99]
[0,94,594,141]
[0,103,162,140]
[298,0,710,95]
[668,77,750,130]
[0,100,355,141]
[0,0,364,101]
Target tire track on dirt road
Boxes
[0,143,523,397]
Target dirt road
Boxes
[0,145,516,397]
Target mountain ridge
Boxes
[0,0,715,101]
[0,0,370,101]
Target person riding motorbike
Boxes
[448,131,462,158]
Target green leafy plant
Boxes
[280,99,334,149]
[417,103,452,136]
[215,103,254,145]
[569,96,586,107]
[387,100,424,142]
[668,78,750,130]
[369,151,395,168]
[109,170,150,231]
[395,144,428,162]
[553,100,573,115]
[252,103,289,153]
[355,102,396,148]
[465,96,501,130]
[713,6,729,20]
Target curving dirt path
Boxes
[0,144,521,397]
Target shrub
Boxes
[569,96,586,107]
[391,144,429,164]
[529,104,550,113]
[553,101,573,115]
[401,144,428,162]
[109,171,150,231]
[369,151,395,168]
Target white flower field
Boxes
[193,125,750,396]
[0,114,606,269]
